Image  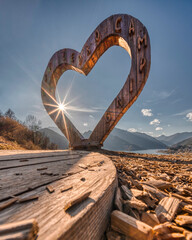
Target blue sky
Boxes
[0,0,192,137]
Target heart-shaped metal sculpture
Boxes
[41,14,151,149]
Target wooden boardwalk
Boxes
[0,150,117,239]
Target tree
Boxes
[25,115,42,132]
[4,109,16,119]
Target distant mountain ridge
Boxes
[39,128,68,149]
[83,130,140,151]
[112,128,167,150]
[40,127,192,152]
[156,132,192,146]
[83,128,167,151]
[170,136,192,152]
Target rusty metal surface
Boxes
[41,14,151,149]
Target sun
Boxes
[58,103,65,111]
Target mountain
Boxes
[83,128,167,151]
[41,127,167,151]
[103,134,140,151]
[156,132,192,146]
[83,130,92,139]
[170,137,192,152]
[47,127,64,136]
[104,128,167,151]
[83,129,139,151]
[39,128,68,149]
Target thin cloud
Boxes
[186,112,192,121]
[128,128,137,132]
[150,119,160,125]
[156,127,163,131]
[145,89,176,104]
[171,98,182,105]
[141,109,153,117]
[157,90,175,99]
[174,109,192,116]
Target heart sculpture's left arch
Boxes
[41,14,151,149]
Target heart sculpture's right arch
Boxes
[41,14,151,149]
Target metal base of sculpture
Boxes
[41,14,151,150]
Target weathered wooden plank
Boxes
[158,233,185,239]
[0,154,82,170]
[142,183,168,200]
[183,205,192,214]
[0,198,18,211]
[114,188,123,211]
[121,185,133,200]
[111,210,153,240]
[171,193,192,205]
[145,179,172,190]
[152,222,190,239]
[155,197,181,223]
[153,222,175,235]
[64,191,91,211]
[0,150,83,161]
[141,212,160,227]
[0,152,100,201]
[124,198,147,211]
[130,188,147,199]
[175,215,192,226]
[123,203,140,220]
[186,232,192,240]
[0,219,39,240]
[60,186,73,193]
[121,185,147,211]
[0,151,117,240]
[141,194,157,209]
[46,185,55,194]
[18,195,39,203]
[0,151,88,202]
[0,163,81,201]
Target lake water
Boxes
[127,149,169,155]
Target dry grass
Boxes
[0,117,57,150]
[0,136,25,150]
